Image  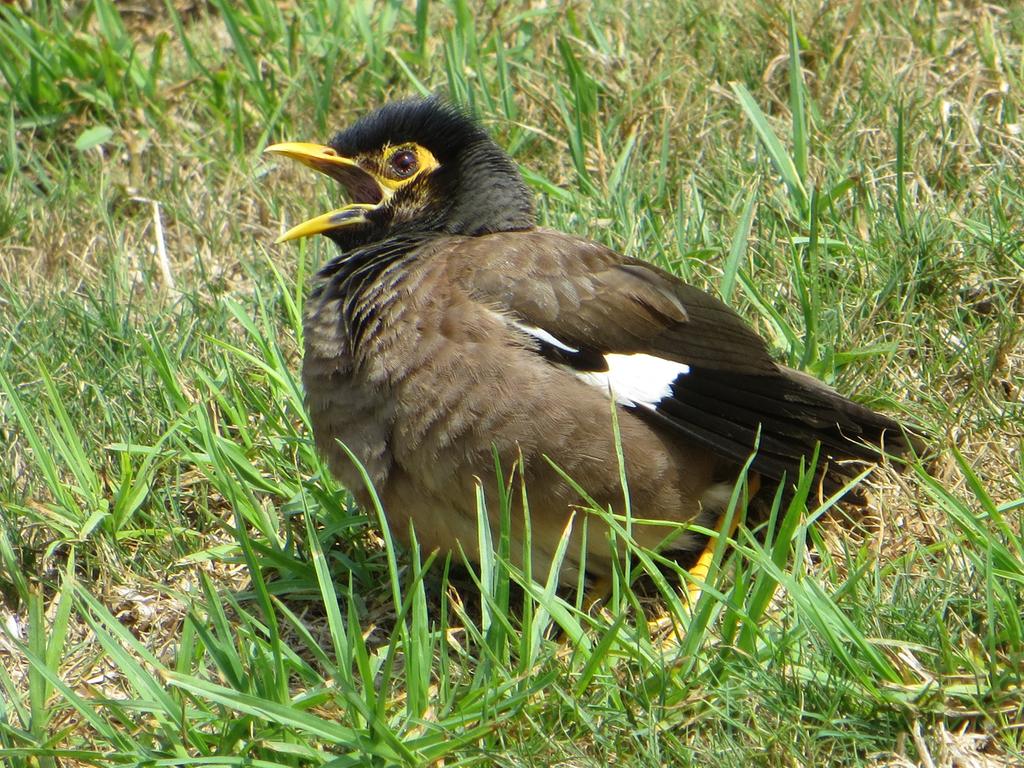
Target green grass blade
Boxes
[732,81,809,214]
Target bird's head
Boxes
[266,98,535,250]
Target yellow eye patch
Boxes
[377,144,440,191]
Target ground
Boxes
[0,1,1022,766]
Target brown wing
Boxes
[446,229,916,494]
[449,228,778,375]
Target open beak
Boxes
[264,142,385,243]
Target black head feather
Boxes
[329,98,535,237]
[330,98,489,161]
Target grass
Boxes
[1,0,1022,765]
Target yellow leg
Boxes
[583,574,613,615]
[684,473,760,608]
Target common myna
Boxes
[266,98,916,595]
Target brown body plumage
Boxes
[268,99,916,586]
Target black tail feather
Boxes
[635,365,920,502]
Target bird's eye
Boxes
[389,148,419,178]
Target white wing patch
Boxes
[577,353,690,407]
[514,322,689,407]
[514,322,580,353]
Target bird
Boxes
[265,98,917,600]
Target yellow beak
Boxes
[264,142,385,243]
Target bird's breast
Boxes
[301,244,490,498]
